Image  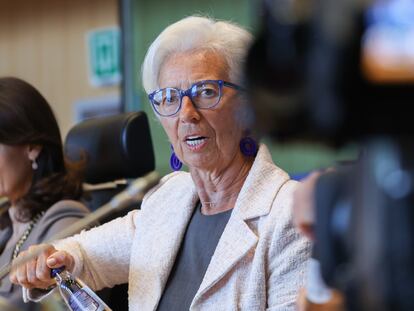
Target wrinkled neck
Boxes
[190,156,254,215]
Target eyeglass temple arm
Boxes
[223,81,245,91]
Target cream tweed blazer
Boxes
[27,144,310,310]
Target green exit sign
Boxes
[87,27,121,87]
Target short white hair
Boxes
[141,16,253,94]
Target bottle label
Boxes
[68,287,107,311]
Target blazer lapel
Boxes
[192,213,258,304]
[191,144,290,306]
[130,175,199,310]
[132,145,290,310]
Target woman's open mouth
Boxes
[185,136,208,149]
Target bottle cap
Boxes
[50,266,65,278]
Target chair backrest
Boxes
[64,111,155,311]
[64,111,155,214]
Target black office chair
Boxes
[64,111,155,310]
[65,111,155,215]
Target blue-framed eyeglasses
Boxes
[148,79,244,117]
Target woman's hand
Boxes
[10,244,74,289]
[293,168,335,240]
[297,287,345,311]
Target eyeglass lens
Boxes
[153,81,221,115]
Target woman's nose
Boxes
[179,96,201,123]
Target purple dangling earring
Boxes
[170,144,183,171]
[240,137,258,157]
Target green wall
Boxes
[129,0,356,177]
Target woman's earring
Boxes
[170,145,182,171]
[240,137,258,157]
[31,159,38,170]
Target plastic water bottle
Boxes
[51,267,112,311]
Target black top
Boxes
[156,202,232,311]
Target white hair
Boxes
[141,15,253,94]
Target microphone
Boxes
[50,170,160,241]
[0,171,160,280]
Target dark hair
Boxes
[0,77,83,226]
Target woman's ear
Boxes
[26,144,43,163]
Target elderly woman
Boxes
[0,77,90,310]
[11,16,310,310]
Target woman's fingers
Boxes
[293,168,336,240]
[10,244,59,289]
[13,252,33,289]
[36,250,55,285]
[25,256,39,286]
[46,250,74,271]
[293,171,324,240]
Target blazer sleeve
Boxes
[22,200,92,302]
[25,209,138,303]
[267,180,311,311]
[25,173,180,302]
[53,209,138,290]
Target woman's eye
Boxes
[163,95,179,105]
[200,88,217,97]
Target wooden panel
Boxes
[0,0,120,137]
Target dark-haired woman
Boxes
[0,77,90,310]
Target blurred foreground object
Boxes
[247,0,414,310]
[297,287,345,311]
[247,0,414,146]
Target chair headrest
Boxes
[64,112,155,184]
